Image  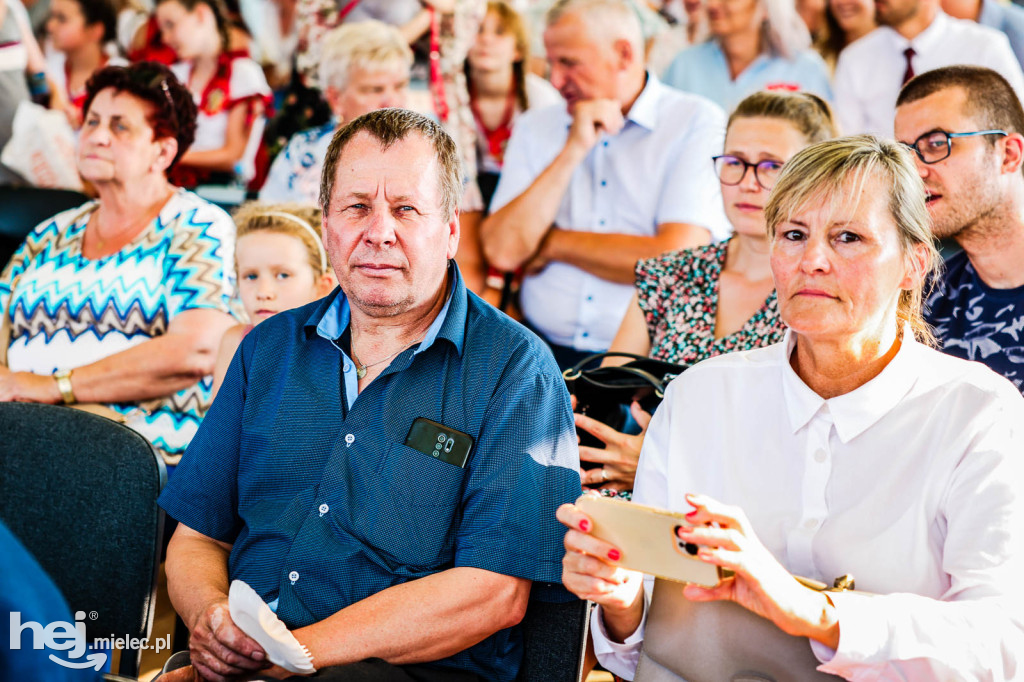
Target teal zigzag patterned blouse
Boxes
[0,189,241,465]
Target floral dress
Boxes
[635,239,786,364]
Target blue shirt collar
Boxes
[308,260,467,356]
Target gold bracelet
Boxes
[53,369,76,405]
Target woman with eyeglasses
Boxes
[0,62,240,476]
[576,90,837,491]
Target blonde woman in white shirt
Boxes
[557,135,1024,680]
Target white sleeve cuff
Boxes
[813,590,886,674]
[590,599,649,681]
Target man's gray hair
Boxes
[319,109,463,222]
[318,20,413,93]
[545,0,643,53]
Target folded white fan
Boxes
[228,580,316,674]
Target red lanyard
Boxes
[338,0,361,22]
[470,76,516,164]
[428,8,449,122]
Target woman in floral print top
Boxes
[577,90,838,491]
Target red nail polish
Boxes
[607,548,621,561]
[579,519,590,532]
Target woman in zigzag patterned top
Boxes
[0,61,241,474]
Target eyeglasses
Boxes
[901,129,1007,164]
[712,155,784,191]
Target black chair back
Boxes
[0,187,89,270]
[0,403,166,677]
[517,589,590,682]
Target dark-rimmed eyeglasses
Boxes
[712,155,784,191]
[901,129,1007,164]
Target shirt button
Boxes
[318,503,329,514]
[603,140,609,147]
[599,220,606,226]
[586,296,593,302]
[600,180,607,187]
[814,449,827,463]
[288,570,299,582]
[582,331,589,338]
[343,362,351,372]
[803,518,819,530]
[345,433,355,445]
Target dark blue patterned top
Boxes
[925,250,1024,392]
[158,263,581,681]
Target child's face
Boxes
[47,0,93,52]
[155,0,209,59]
[236,231,323,325]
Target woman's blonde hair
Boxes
[728,90,838,145]
[764,135,941,343]
[232,202,328,276]
[760,0,812,59]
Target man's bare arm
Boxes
[528,223,712,283]
[294,568,531,668]
[480,143,587,272]
[481,100,624,272]
[168,524,531,674]
[165,525,270,682]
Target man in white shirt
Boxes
[833,0,1024,136]
[942,0,1024,68]
[895,65,1024,392]
[480,0,729,367]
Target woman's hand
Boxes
[556,501,646,643]
[575,401,652,490]
[0,367,61,403]
[678,494,840,649]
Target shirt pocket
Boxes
[351,441,468,569]
[378,441,467,505]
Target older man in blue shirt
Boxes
[158,109,581,682]
[480,0,730,369]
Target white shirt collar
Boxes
[625,72,664,131]
[876,11,950,50]
[781,328,923,442]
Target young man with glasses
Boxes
[895,65,1024,392]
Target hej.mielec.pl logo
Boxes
[10,609,171,670]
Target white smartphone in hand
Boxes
[576,494,725,587]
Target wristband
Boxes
[53,369,76,404]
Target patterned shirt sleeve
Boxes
[635,251,683,342]
[162,202,239,319]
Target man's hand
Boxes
[567,100,625,155]
[187,599,270,682]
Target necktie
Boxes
[902,47,916,85]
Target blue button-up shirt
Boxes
[159,263,581,681]
[491,73,731,352]
[662,41,833,114]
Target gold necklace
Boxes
[89,190,173,253]
[351,338,423,379]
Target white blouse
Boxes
[592,331,1024,680]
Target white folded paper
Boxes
[228,580,316,674]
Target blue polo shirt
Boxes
[158,263,581,681]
